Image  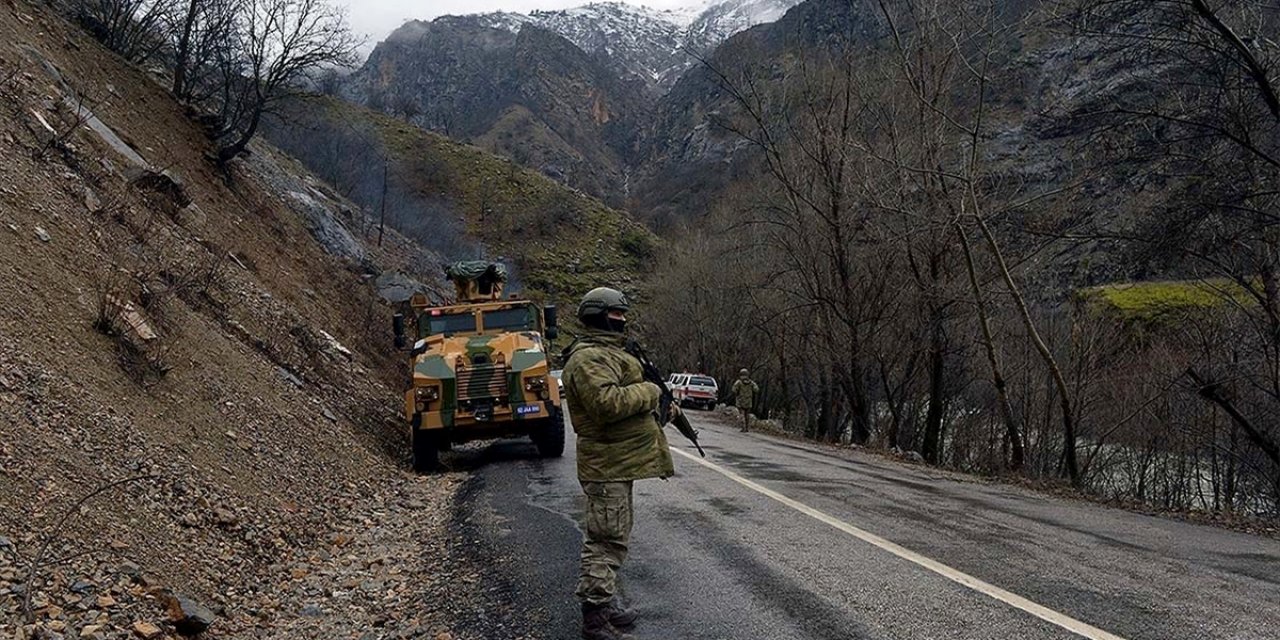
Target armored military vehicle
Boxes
[393,262,563,472]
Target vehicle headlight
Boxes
[523,376,547,392]
[414,386,441,411]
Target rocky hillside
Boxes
[343,18,648,205]
[339,0,1134,242]
[630,0,1127,240]
[261,96,658,303]
[339,0,803,202]
[470,0,803,92]
[473,3,695,92]
[0,2,527,638]
[633,0,891,227]
[684,0,804,49]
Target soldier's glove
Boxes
[666,402,683,423]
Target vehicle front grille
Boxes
[456,363,510,403]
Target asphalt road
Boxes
[451,411,1280,640]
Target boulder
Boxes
[127,168,192,209]
[165,593,216,636]
[284,190,366,263]
[374,271,429,304]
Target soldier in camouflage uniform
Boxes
[562,287,676,640]
[731,369,759,432]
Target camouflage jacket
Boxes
[563,331,675,482]
[732,378,759,409]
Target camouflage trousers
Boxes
[576,481,634,605]
[738,407,752,431]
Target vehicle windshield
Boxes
[420,311,476,337]
[691,376,716,387]
[482,306,536,332]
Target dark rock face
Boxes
[342,19,647,206]
[339,1,806,205]
[338,0,1168,281]
[632,0,888,227]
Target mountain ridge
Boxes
[464,0,804,92]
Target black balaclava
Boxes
[585,313,627,334]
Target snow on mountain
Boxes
[686,0,804,46]
[663,0,721,26]
[460,0,803,92]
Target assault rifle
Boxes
[626,339,706,458]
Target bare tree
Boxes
[214,0,359,164]
[1064,0,1280,493]
[167,0,242,101]
[74,0,174,64]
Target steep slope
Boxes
[474,3,695,91]
[339,0,805,203]
[634,0,1111,238]
[262,96,658,302]
[0,2,499,638]
[635,0,884,227]
[342,19,648,205]
[684,0,804,50]
[470,0,804,92]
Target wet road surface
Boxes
[452,412,1280,639]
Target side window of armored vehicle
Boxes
[481,306,536,332]
[420,311,477,337]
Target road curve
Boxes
[450,411,1280,640]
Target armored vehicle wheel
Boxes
[532,407,566,458]
[412,429,441,473]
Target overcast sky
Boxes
[340,0,700,49]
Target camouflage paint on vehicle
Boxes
[403,297,561,438]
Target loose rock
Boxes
[165,593,216,636]
[130,620,162,640]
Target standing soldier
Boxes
[562,287,677,640]
[731,369,759,432]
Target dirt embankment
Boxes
[0,2,490,638]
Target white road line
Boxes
[670,447,1128,640]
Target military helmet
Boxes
[740,368,749,377]
[578,287,630,321]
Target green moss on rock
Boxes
[1079,278,1258,325]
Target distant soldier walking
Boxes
[731,369,759,432]
[562,287,676,640]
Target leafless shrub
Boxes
[19,475,156,623]
[73,0,174,64]
[157,251,230,313]
[95,288,172,385]
[0,63,20,99]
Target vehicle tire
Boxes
[532,407,566,458]
[411,428,441,473]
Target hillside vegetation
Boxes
[262,95,659,304]
[639,0,1280,521]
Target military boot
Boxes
[582,603,634,640]
[605,600,637,629]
